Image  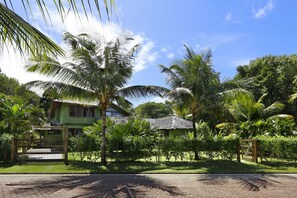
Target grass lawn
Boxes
[0,160,296,174]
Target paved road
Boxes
[0,174,296,197]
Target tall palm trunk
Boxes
[192,113,199,160]
[101,107,107,165]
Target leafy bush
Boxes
[158,135,239,161]
[256,136,297,161]
[0,133,12,161]
[69,135,100,162]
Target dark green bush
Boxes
[256,136,297,161]
[158,136,239,161]
[69,135,100,162]
[0,133,12,161]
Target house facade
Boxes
[49,100,130,136]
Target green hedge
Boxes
[69,135,239,162]
[159,137,239,161]
[256,136,297,161]
[0,133,12,162]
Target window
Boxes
[106,111,122,117]
[69,105,95,117]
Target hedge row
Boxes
[69,136,239,162]
[256,136,297,161]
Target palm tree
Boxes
[0,1,114,57]
[26,32,167,165]
[160,45,220,159]
[222,90,290,122]
[217,89,294,137]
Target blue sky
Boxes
[1,0,297,106]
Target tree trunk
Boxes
[11,137,17,162]
[192,114,199,160]
[101,108,107,165]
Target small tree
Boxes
[135,101,173,118]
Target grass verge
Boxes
[0,160,296,174]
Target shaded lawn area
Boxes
[0,160,296,174]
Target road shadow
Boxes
[197,173,296,192]
[7,174,184,197]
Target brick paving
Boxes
[0,174,296,197]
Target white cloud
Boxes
[253,0,274,19]
[167,53,175,59]
[134,40,157,72]
[1,8,157,84]
[160,47,175,59]
[0,46,46,84]
[194,34,239,51]
[224,13,241,24]
[225,13,233,22]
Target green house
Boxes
[49,99,130,136]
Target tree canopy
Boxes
[135,101,173,118]
[231,55,297,117]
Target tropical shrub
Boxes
[0,133,12,161]
[69,135,100,162]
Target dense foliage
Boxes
[0,73,45,161]
[231,55,297,117]
[0,133,12,161]
[256,136,297,161]
[134,101,173,118]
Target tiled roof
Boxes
[146,116,193,130]
[112,116,193,130]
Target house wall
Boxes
[54,103,99,128]
[168,129,189,138]
[51,102,126,129]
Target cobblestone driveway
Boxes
[0,174,296,197]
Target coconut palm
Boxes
[160,46,220,136]
[0,1,114,57]
[160,45,220,159]
[26,32,167,164]
[222,90,290,122]
[218,89,294,137]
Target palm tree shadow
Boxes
[197,174,294,192]
[7,174,184,197]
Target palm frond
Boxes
[183,44,196,60]
[25,80,95,100]
[112,95,133,110]
[262,101,284,117]
[0,2,64,56]
[267,114,294,120]
[221,88,254,102]
[166,87,194,106]
[288,93,297,103]
[159,64,182,88]
[257,93,268,103]
[118,85,169,99]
